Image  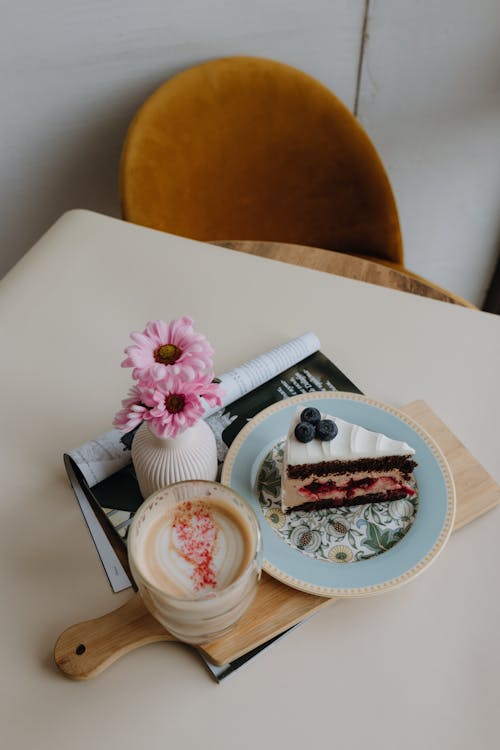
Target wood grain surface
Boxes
[54,400,499,678]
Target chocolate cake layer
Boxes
[284,488,411,513]
[287,456,417,480]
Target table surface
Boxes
[1,210,499,750]
[214,240,475,307]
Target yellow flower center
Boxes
[155,343,182,365]
[165,394,185,414]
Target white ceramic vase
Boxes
[131,420,218,499]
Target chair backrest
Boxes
[120,56,403,264]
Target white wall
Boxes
[2,0,499,306]
[358,0,500,306]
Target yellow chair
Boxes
[120,56,473,307]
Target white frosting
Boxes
[286,407,415,464]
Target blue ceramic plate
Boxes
[221,392,456,597]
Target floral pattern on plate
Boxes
[257,441,418,563]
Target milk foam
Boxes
[138,498,254,598]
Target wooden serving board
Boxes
[55,401,500,679]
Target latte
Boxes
[128,481,262,644]
[138,497,255,598]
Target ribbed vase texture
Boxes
[132,420,218,498]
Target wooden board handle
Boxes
[54,592,176,680]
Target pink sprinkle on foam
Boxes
[172,502,218,591]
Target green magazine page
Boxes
[212,350,361,449]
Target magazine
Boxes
[65,335,361,594]
[67,332,320,488]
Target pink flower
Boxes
[121,317,214,382]
[113,385,151,432]
[197,378,225,409]
[144,372,223,439]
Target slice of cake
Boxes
[281,406,417,513]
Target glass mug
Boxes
[128,480,262,644]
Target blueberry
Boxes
[315,419,338,441]
[294,421,315,443]
[300,407,321,425]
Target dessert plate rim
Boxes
[221,392,456,598]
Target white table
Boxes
[1,210,499,750]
